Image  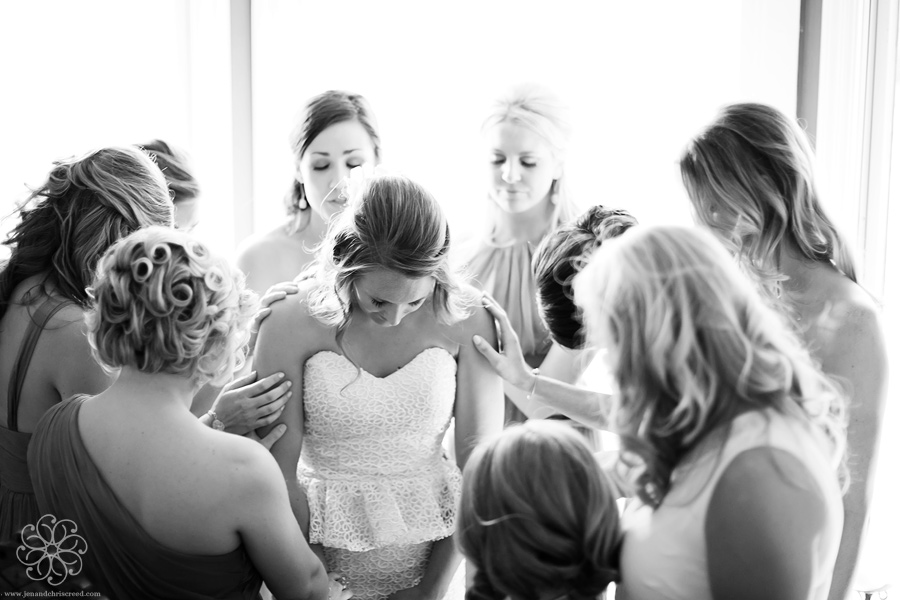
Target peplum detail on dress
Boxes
[301,455,461,551]
[299,347,461,553]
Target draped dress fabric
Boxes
[618,408,844,600]
[28,396,263,600]
[0,298,72,542]
[300,347,462,600]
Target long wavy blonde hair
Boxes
[574,225,847,507]
[680,102,856,314]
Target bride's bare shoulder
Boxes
[441,283,495,343]
[257,279,332,346]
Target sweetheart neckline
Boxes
[308,347,455,380]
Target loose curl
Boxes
[86,226,258,387]
[680,102,856,313]
[139,139,200,205]
[533,205,637,349]
[574,225,847,507]
[306,174,473,348]
[482,83,580,230]
[284,90,381,233]
[0,146,174,319]
[457,421,620,600]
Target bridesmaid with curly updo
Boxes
[28,227,339,600]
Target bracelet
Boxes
[526,368,540,401]
[206,409,225,431]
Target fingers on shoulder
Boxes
[464,302,499,345]
[259,283,318,335]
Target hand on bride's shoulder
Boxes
[443,282,498,347]
[257,277,319,329]
[255,277,332,359]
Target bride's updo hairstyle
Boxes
[86,227,258,387]
[307,173,472,341]
[457,420,621,600]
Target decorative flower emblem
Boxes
[16,514,88,586]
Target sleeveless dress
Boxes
[618,408,844,600]
[28,396,263,599]
[0,298,72,542]
[300,348,462,600]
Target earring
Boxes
[297,182,309,211]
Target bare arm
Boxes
[235,443,330,600]
[817,306,889,600]
[454,304,505,470]
[706,448,832,600]
[253,297,312,536]
[473,296,609,428]
[192,281,299,426]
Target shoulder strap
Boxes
[7,298,74,431]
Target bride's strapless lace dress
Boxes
[300,348,462,600]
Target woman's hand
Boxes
[472,293,534,390]
[248,281,300,355]
[244,424,288,451]
[211,371,291,435]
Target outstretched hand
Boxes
[212,371,292,435]
[472,293,533,390]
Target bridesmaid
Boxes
[0,146,172,542]
[461,83,590,434]
[575,225,847,599]
[29,226,338,600]
[680,103,888,600]
[237,90,381,294]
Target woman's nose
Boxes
[330,165,351,190]
[383,306,404,326]
[501,161,520,183]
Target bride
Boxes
[254,173,504,600]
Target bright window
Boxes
[249,0,802,244]
[812,0,900,585]
[0,0,236,259]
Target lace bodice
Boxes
[300,347,461,551]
